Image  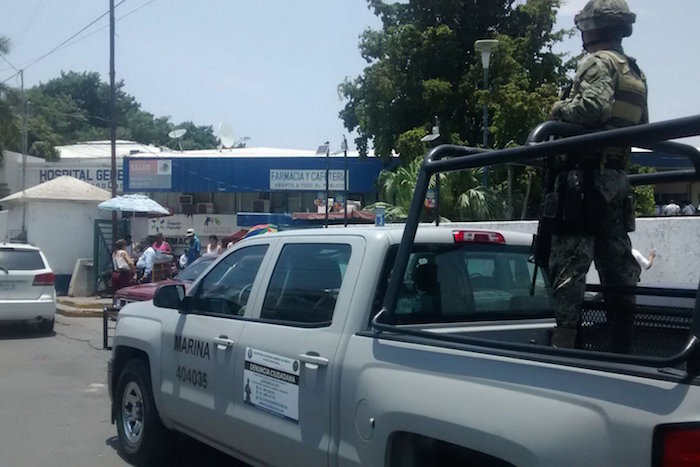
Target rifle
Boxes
[530,154,559,296]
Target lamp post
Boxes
[474,39,498,188]
[315,142,331,228]
[341,136,348,227]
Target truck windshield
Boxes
[374,244,553,324]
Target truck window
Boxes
[260,243,351,326]
[190,245,268,317]
[374,244,553,324]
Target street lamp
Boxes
[315,141,331,228]
[474,39,498,188]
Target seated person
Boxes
[136,245,157,283]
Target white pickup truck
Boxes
[109,115,700,466]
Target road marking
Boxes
[85,383,105,393]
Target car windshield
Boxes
[373,243,553,324]
[0,248,45,270]
[175,256,216,281]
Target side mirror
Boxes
[153,284,187,310]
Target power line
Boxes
[0,54,19,73]
[22,0,127,72]
[0,0,153,86]
[57,0,156,53]
[14,0,46,50]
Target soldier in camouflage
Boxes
[547,0,647,348]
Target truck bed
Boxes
[407,299,694,361]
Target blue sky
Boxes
[1,0,699,150]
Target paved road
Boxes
[0,315,240,467]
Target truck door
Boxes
[159,243,271,446]
[228,237,364,466]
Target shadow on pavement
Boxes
[0,323,54,340]
[106,433,246,466]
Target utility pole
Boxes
[325,142,330,228]
[20,69,27,241]
[109,0,118,245]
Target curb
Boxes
[55,306,104,318]
[56,299,112,310]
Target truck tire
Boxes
[115,359,172,465]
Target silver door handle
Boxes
[298,353,329,367]
[213,336,235,349]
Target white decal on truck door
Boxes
[243,347,300,422]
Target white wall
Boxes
[25,201,108,275]
[0,210,6,241]
[448,218,700,286]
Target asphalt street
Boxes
[0,315,241,467]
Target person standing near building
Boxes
[206,235,223,255]
[185,228,201,266]
[681,200,696,216]
[112,239,136,291]
[662,199,681,216]
[152,232,172,254]
[546,0,646,348]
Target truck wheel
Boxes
[115,359,172,465]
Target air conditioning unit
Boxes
[196,202,214,214]
[178,195,193,205]
[252,199,270,213]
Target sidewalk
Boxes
[55,296,113,318]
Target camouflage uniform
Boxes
[548,0,647,336]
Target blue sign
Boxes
[375,206,386,227]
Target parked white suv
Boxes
[0,243,56,333]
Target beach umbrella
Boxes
[243,224,278,239]
[98,194,170,215]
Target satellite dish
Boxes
[168,128,187,139]
[218,122,235,150]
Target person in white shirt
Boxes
[662,200,681,216]
[206,235,223,255]
[136,246,157,282]
[631,248,655,270]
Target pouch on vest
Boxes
[624,194,636,232]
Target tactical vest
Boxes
[596,50,648,129]
[595,49,648,166]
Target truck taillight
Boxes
[33,272,55,286]
[453,230,505,244]
[654,424,700,467]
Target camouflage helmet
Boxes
[574,0,636,37]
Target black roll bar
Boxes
[374,114,700,370]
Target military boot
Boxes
[551,327,578,349]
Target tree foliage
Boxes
[0,71,218,160]
[340,0,576,219]
[0,36,19,159]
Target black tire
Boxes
[38,318,54,334]
[115,359,173,465]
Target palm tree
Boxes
[373,157,504,221]
[0,35,19,159]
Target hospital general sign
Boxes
[269,169,348,191]
[36,167,123,191]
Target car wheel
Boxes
[115,359,172,465]
[38,318,54,334]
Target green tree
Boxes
[340,0,574,219]
[0,36,19,159]
[2,70,219,159]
